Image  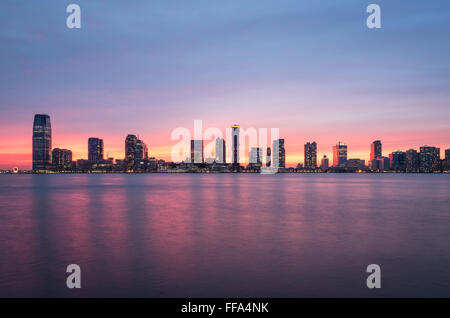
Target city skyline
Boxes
[1,1,450,169]
[21,113,450,173]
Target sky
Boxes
[1,0,450,169]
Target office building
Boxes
[52,148,72,170]
[232,125,240,165]
[304,142,317,169]
[370,140,382,162]
[191,140,204,164]
[321,155,329,170]
[420,146,440,172]
[272,139,286,169]
[389,151,407,171]
[135,139,148,161]
[32,114,52,171]
[406,149,419,172]
[333,142,347,167]
[215,138,226,164]
[88,137,104,163]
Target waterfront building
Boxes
[321,155,329,170]
[420,146,440,172]
[52,148,72,171]
[88,137,104,163]
[215,137,226,164]
[32,114,52,171]
[136,139,148,161]
[304,142,317,169]
[333,142,347,167]
[125,134,137,170]
[389,150,407,171]
[232,125,240,165]
[190,140,204,164]
[370,140,382,162]
[272,139,286,169]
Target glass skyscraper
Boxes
[304,141,317,169]
[232,125,240,166]
[32,114,52,171]
[333,142,347,167]
[88,137,104,163]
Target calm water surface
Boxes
[0,174,449,297]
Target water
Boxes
[0,174,449,297]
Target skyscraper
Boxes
[135,139,148,161]
[272,139,285,169]
[333,142,347,167]
[249,147,262,165]
[88,137,104,162]
[420,146,440,172]
[266,147,271,167]
[190,140,204,164]
[215,138,226,164]
[304,142,317,169]
[32,114,52,171]
[406,149,419,172]
[232,125,240,165]
[52,148,72,171]
[370,140,382,162]
[125,134,137,170]
[321,155,329,170]
[444,148,450,171]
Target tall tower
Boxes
[215,137,226,164]
[88,137,104,162]
[136,139,148,161]
[333,142,347,167]
[370,140,382,162]
[273,139,286,169]
[32,114,52,171]
[125,134,137,170]
[304,142,317,169]
[232,125,240,165]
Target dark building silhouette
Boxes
[389,150,407,171]
[232,125,240,165]
[370,140,382,162]
[135,139,148,161]
[406,149,420,172]
[333,142,347,167]
[304,142,317,169]
[420,146,440,172]
[215,137,226,164]
[444,148,450,171]
[52,148,72,170]
[32,114,52,171]
[344,159,365,171]
[321,155,329,170]
[273,139,285,168]
[125,134,137,170]
[266,147,271,167]
[249,147,262,164]
[88,137,104,162]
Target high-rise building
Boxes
[333,142,347,167]
[304,142,317,169]
[125,134,137,170]
[444,148,450,171]
[190,140,204,164]
[389,150,407,171]
[88,137,104,162]
[232,125,240,165]
[135,139,148,161]
[215,138,226,164]
[420,146,440,172]
[249,147,262,165]
[272,139,285,169]
[406,149,419,172]
[266,147,271,167]
[370,140,382,162]
[32,114,52,171]
[321,155,329,170]
[52,148,72,170]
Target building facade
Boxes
[420,146,440,172]
[88,137,104,163]
[32,114,52,171]
[333,142,347,167]
[52,148,72,171]
[232,125,240,165]
[304,142,317,169]
[215,137,226,164]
